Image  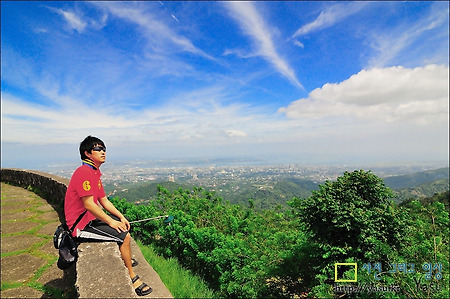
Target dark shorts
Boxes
[76,215,128,244]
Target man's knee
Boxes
[123,232,131,244]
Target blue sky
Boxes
[1,1,449,169]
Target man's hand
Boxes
[109,218,129,233]
[120,216,130,231]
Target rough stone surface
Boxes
[1,234,44,253]
[75,240,174,298]
[36,204,57,212]
[76,242,136,298]
[0,220,40,234]
[37,238,58,256]
[39,210,60,222]
[0,254,47,282]
[1,168,69,205]
[38,221,60,236]
[0,286,45,298]
[0,210,36,221]
[1,204,32,212]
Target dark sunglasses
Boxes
[92,146,106,152]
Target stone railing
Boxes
[1,168,69,205]
[0,168,140,298]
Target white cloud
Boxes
[224,2,303,89]
[279,65,449,125]
[272,66,448,164]
[225,130,247,138]
[48,7,87,33]
[292,2,368,37]
[292,40,304,48]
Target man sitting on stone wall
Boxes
[64,135,152,296]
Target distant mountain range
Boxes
[107,167,449,209]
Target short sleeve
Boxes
[72,167,97,198]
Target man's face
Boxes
[87,144,106,165]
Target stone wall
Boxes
[1,168,69,205]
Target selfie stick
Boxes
[129,215,172,224]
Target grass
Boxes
[136,239,218,298]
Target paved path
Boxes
[1,183,173,298]
[1,182,76,298]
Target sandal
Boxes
[132,275,152,296]
[132,258,139,267]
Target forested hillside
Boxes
[108,181,190,204]
[392,178,449,203]
[216,178,318,210]
[400,190,449,209]
[110,170,449,298]
[383,167,448,189]
[384,167,449,203]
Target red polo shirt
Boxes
[64,162,106,237]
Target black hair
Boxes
[79,135,106,160]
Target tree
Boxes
[289,170,404,261]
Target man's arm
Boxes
[81,196,129,233]
[98,196,130,231]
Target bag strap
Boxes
[69,210,88,233]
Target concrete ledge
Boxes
[76,242,136,298]
[76,240,173,298]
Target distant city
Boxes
[44,159,446,192]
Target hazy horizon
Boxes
[1,149,447,175]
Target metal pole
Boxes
[129,215,169,224]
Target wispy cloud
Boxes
[367,4,450,67]
[223,2,303,89]
[292,2,368,38]
[47,6,87,33]
[93,2,213,60]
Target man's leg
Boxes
[119,233,135,277]
[119,233,151,293]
